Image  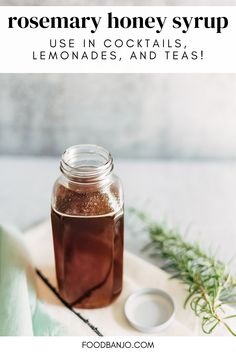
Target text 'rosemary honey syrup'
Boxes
[51,145,124,309]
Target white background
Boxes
[1,337,236,353]
[0,6,235,72]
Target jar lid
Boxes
[124,288,175,333]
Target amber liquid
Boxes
[51,206,124,308]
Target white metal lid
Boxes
[124,288,175,333]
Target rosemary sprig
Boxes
[130,208,236,336]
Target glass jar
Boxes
[51,144,124,309]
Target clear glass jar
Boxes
[51,144,124,309]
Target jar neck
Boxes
[60,145,114,184]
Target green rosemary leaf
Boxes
[131,209,236,336]
[223,315,236,320]
[184,290,196,308]
[208,320,220,334]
